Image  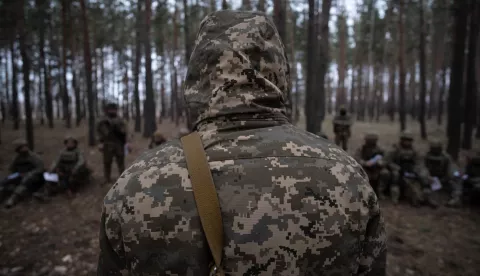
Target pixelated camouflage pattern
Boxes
[98,10,386,276]
[50,147,86,174]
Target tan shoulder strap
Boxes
[181,132,225,275]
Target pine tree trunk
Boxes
[409,58,417,119]
[10,39,20,130]
[398,0,407,131]
[428,0,447,119]
[222,0,229,10]
[143,0,156,138]
[183,0,192,65]
[4,49,10,115]
[256,0,266,11]
[79,0,96,146]
[419,0,427,139]
[365,0,376,121]
[100,48,106,109]
[19,0,34,149]
[337,13,347,109]
[133,1,142,132]
[462,0,479,149]
[61,0,71,128]
[350,67,356,114]
[447,0,469,160]
[305,0,317,133]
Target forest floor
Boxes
[0,116,479,276]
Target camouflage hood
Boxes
[184,10,290,131]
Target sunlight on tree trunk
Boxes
[397,0,406,131]
[418,0,427,139]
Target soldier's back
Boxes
[101,123,385,275]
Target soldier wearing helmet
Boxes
[0,139,44,208]
[424,139,461,207]
[354,133,387,199]
[148,130,167,149]
[34,135,89,200]
[332,105,352,151]
[383,131,437,207]
[96,102,131,183]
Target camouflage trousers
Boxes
[103,143,125,182]
[0,173,44,205]
[334,134,349,151]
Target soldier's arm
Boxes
[96,120,107,143]
[353,148,366,166]
[97,205,128,275]
[8,157,18,173]
[50,153,61,172]
[72,151,86,173]
[357,194,387,276]
[23,154,44,181]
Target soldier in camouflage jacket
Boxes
[97,10,386,276]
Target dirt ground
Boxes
[0,117,479,276]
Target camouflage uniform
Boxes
[148,130,167,149]
[35,136,89,200]
[354,133,387,199]
[384,132,435,207]
[462,151,480,205]
[97,11,386,276]
[423,140,461,206]
[333,106,352,151]
[0,139,44,208]
[317,131,329,140]
[97,103,129,182]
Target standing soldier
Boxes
[424,140,461,207]
[0,139,44,208]
[148,130,167,149]
[354,133,387,199]
[97,103,130,183]
[333,105,352,151]
[384,131,436,207]
[34,135,89,200]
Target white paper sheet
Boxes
[431,177,442,191]
[7,172,20,180]
[368,154,383,164]
[43,172,59,183]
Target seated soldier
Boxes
[354,133,387,199]
[0,139,44,208]
[384,131,437,208]
[148,130,167,149]
[35,136,88,200]
[424,140,462,207]
[332,105,352,151]
[462,150,480,205]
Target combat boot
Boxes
[4,194,19,209]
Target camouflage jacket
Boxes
[333,115,352,136]
[384,145,428,178]
[424,151,458,179]
[354,145,385,168]
[8,151,44,181]
[50,148,85,173]
[98,11,386,276]
[96,116,129,145]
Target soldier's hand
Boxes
[365,160,374,167]
[98,143,104,152]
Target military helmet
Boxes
[400,130,414,141]
[105,102,118,110]
[364,133,379,142]
[339,105,347,112]
[64,135,78,145]
[13,138,28,151]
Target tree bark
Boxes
[447,0,469,160]
[10,39,20,130]
[418,0,427,139]
[37,0,53,128]
[183,0,192,65]
[398,0,407,131]
[222,0,229,10]
[437,62,447,125]
[79,0,96,146]
[133,1,142,132]
[19,0,34,149]
[305,0,317,133]
[256,0,266,12]
[337,12,347,109]
[365,0,376,121]
[143,0,156,138]
[61,0,71,128]
[462,0,479,149]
